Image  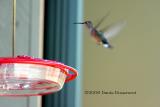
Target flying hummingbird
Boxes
[74,15,126,48]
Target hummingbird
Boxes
[74,15,126,48]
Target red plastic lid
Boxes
[0,55,78,82]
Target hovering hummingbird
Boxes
[74,14,126,48]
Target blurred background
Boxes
[0,0,160,107]
[83,0,160,107]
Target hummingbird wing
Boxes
[94,12,110,29]
[103,20,126,39]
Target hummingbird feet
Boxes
[96,42,101,45]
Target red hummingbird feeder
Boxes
[0,0,78,96]
[0,55,78,96]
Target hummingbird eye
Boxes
[85,21,90,24]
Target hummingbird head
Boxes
[74,21,93,29]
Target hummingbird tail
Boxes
[108,45,113,49]
[102,39,113,49]
[103,44,113,49]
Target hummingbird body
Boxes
[83,21,112,48]
[90,29,102,44]
[74,18,126,48]
[91,28,111,48]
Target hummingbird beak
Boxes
[73,22,85,24]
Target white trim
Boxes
[28,0,44,107]
[38,0,45,58]
[75,0,84,107]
